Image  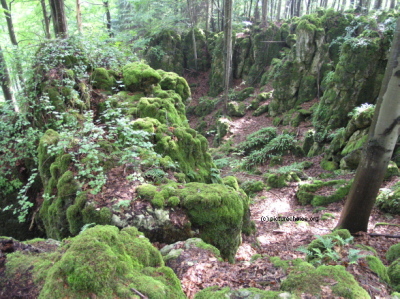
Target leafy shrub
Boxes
[376,186,400,215]
[237,127,277,154]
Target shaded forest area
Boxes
[1,0,400,298]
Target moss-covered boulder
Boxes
[90,67,116,91]
[145,30,184,74]
[122,62,162,93]
[38,130,112,239]
[389,258,400,292]
[296,179,352,206]
[387,243,400,264]
[157,70,191,102]
[366,255,390,284]
[281,262,369,298]
[194,286,285,299]
[183,28,210,72]
[209,33,225,96]
[2,226,186,298]
[227,101,246,117]
[133,182,252,263]
[313,35,386,132]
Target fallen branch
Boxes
[368,233,400,238]
[130,288,148,299]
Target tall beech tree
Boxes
[223,0,233,112]
[0,45,13,104]
[49,0,68,38]
[336,17,400,233]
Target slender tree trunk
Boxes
[76,0,82,33]
[0,46,13,104]
[49,0,68,38]
[277,0,282,19]
[261,0,268,26]
[390,0,395,8]
[295,0,301,16]
[249,0,253,19]
[223,0,233,114]
[374,0,382,9]
[336,17,400,233]
[40,0,51,38]
[206,0,210,32]
[1,0,17,45]
[187,0,198,70]
[341,0,347,11]
[104,1,113,37]
[254,0,260,20]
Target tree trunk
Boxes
[40,0,51,39]
[223,0,233,114]
[0,46,13,104]
[261,0,268,26]
[249,0,253,19]
[76,0,82,33]
[49,0,68,38]
[374,0,382,9]
[104,1,113,37]
[390,0,395,8]
[336,17,400,233]
[277,0,282,19]
[1,0,18,45]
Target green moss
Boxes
[137,184,158,200]
[241,180,264,195]
[366,255,390,283]
[387,243,400,263]
[38,129,60,185]
[222,176,240,191]
[227,101,246,117]
[321,160,339,171]
[122,62,161,93]
[234,87,255,101]
[157,70,191,102]
[297,180,352,206]
[37,225,185,298]
[252,104,269,116]
[167,196,180,207]
[151,192,165,208]
[389,258,400,292]
[194,286,283,299]
[281,264,369,298]
[174,182,251,262]
[90,68,115,91]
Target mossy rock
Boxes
[240,180,264,195]
[387,243,400,263]
[142,182,252,262]
[234,87,255,101]
[34,225,186,298]
[90,68,116,91]
[376,185,400,215]
[122,62,162,93]
[227,101,246,117]
[157,70,191,102]
[281,263,369,298]
[183,28,210,72]
[366,255,390,283]
[389,258,400,292]
[222,176,240,191]
[297,179,352,206]
[194,286,284,298]
[145,30,184,74]
[253,104,269,116]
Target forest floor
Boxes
[180,71,400,298]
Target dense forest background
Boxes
[1,0,400,298]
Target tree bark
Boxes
[49,0,68,38]
[40,0,51,38]
[0,46,13,104]
[1,0,17,45]
[104,1,113,37]
[261,0,268,26]
[336,17,400,233]
[223,0,233,113]
[76,0,82,33]
[374,0,382,9]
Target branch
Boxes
[130,288,148,299]
[368,233,400,238]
